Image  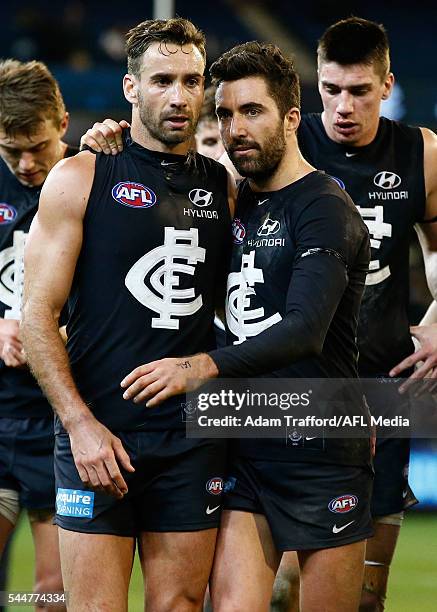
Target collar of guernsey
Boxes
[123,129,194,169]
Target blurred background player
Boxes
[0,59,75,610]
[273,17,437,612]
[195,85,225,160]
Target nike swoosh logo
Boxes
[402,490,408,498]
[257,199,269,206]
[206,505,220,514]
[345,152,357,157]
[161,160,178,166]
[305,437,317,440]
[332,520,355,534]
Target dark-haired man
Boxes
[0,58,74,609]
[22,18,234,612]
[119,41,372,612]
[273,17,437,612]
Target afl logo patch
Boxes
[0,203,17,225]
[206,477,224,495]
[111,182,157,209]
[232,218,246,244]
[328,494,358,514]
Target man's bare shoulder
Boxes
[40,150,96,219]
[420,127,437,159]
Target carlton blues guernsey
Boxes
[298,114,426,376]
[64,134,231,432]
[210,171,371,465]
[0,147,76,419]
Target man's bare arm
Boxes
[22,152,134,497]
[390,128,437,382]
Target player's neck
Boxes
[249,148,315,193]
[60,141,68,160]
[130,119,191,156]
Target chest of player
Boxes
[320,162,419,269]
[0,183,38,248]
[0,180,39,317]
[231,200,295,296]
[86,168,226,264]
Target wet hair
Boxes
[318,17,390,80]
[210,41,300,117]
[126,17,206,77]
[0,59,66,138]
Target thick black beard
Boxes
[228,123,286,180]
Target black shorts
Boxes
[224,457,374,552]
[0,416,55,510]
[371,437,418,517]
[54,431,227,536]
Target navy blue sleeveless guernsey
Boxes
[65,134,231,432]
[0,146,76,418]
[298,114,426,376]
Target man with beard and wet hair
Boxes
[22,18,234,612]
[118,41,373,612]
[272,17,437,612]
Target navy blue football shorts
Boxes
[371,437,417,517]
[54,430,227,536]
[0,416,55,511]
[223,457,374,552]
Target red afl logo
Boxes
[111,182,157,209]
[206,477,224,496]
[0,203,17,225]
[328,494,358,514]
[232,218,246,244]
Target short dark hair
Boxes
[0,59,66,138]
[318,17,390,80]
[126,18,206,77]
[210,41,300,118]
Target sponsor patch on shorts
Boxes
[223,476,236,493]
[56,488,95,518]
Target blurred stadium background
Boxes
[1,0,436,609]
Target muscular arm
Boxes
[22,152,134,496]
[22,152,92,425]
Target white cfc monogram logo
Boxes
[226,250,281,344]
[0,230,26,319]
[356,205,392,286]
[125,227,206,329]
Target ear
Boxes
[123,73,139,105]
[58,112,69,138]
[284,107,301,136]
[381,72,395,100]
